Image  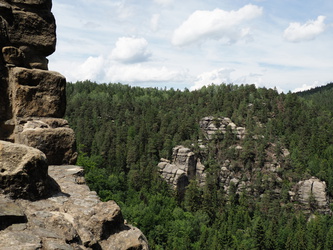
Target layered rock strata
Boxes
[158,146,206,195]
[0,0,77,164]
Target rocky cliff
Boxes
[0,1,149,249]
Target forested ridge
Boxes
[296,82,333,113]
[66,81,333,249]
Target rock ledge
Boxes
[0,165,149,250]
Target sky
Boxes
[48,0,333,92]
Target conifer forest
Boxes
[66,81,333,249]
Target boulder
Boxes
[0,140,60,200]
[101,227,149,250]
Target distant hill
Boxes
[296,82,333,114]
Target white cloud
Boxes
[72,56,105,81]
[154,0,173,7]
[283,16,326,43]
[191,68,234,90]
[172,4,263,46]
[57,55,190,85]
[234,73,263,88]
[292,83,318,92]
[114,1,133,20]
[111,37,152,63]
[151,14,160,32]
[105,64,188,84]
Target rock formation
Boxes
[0,165,149,249]
[159,116,331,215]
[0,0,76,165]
[291,177,331,214]
[199,116,246,140]
[158,116,246,195]
[158,146,206,195]
[0,1,149,248]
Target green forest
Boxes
[65,81,333,249]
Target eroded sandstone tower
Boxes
[0,0,77,165]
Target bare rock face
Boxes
[0,165,149,249]
[158,116,246,193]
[0,0,55,60]
[200,116,246,140]
[158,146,206,196]
[292,177,330,214]
[0,140,60,200]
[0,0,76,165]
[8,67,66,118]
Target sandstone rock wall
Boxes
[0,0,77,165]
[158,145,206,196]
[291,177,330,214]
[0,140,60,200]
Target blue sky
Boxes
[48,0,333,92]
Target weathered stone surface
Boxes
[15,118,77,165]
[0,140,60,200]
[101,227,149,250]
[0,196,27,230]
[2,3,56,56]
[20,45,49,70]
[9,67,66,118]
[199,116,246,140]
[158,145,204,193]
[0,165,149,249]
[2,46,25,66]
[3,0,52,10]
[0,78,10,123]
[0,231,42,250]
[293,177,330,214]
